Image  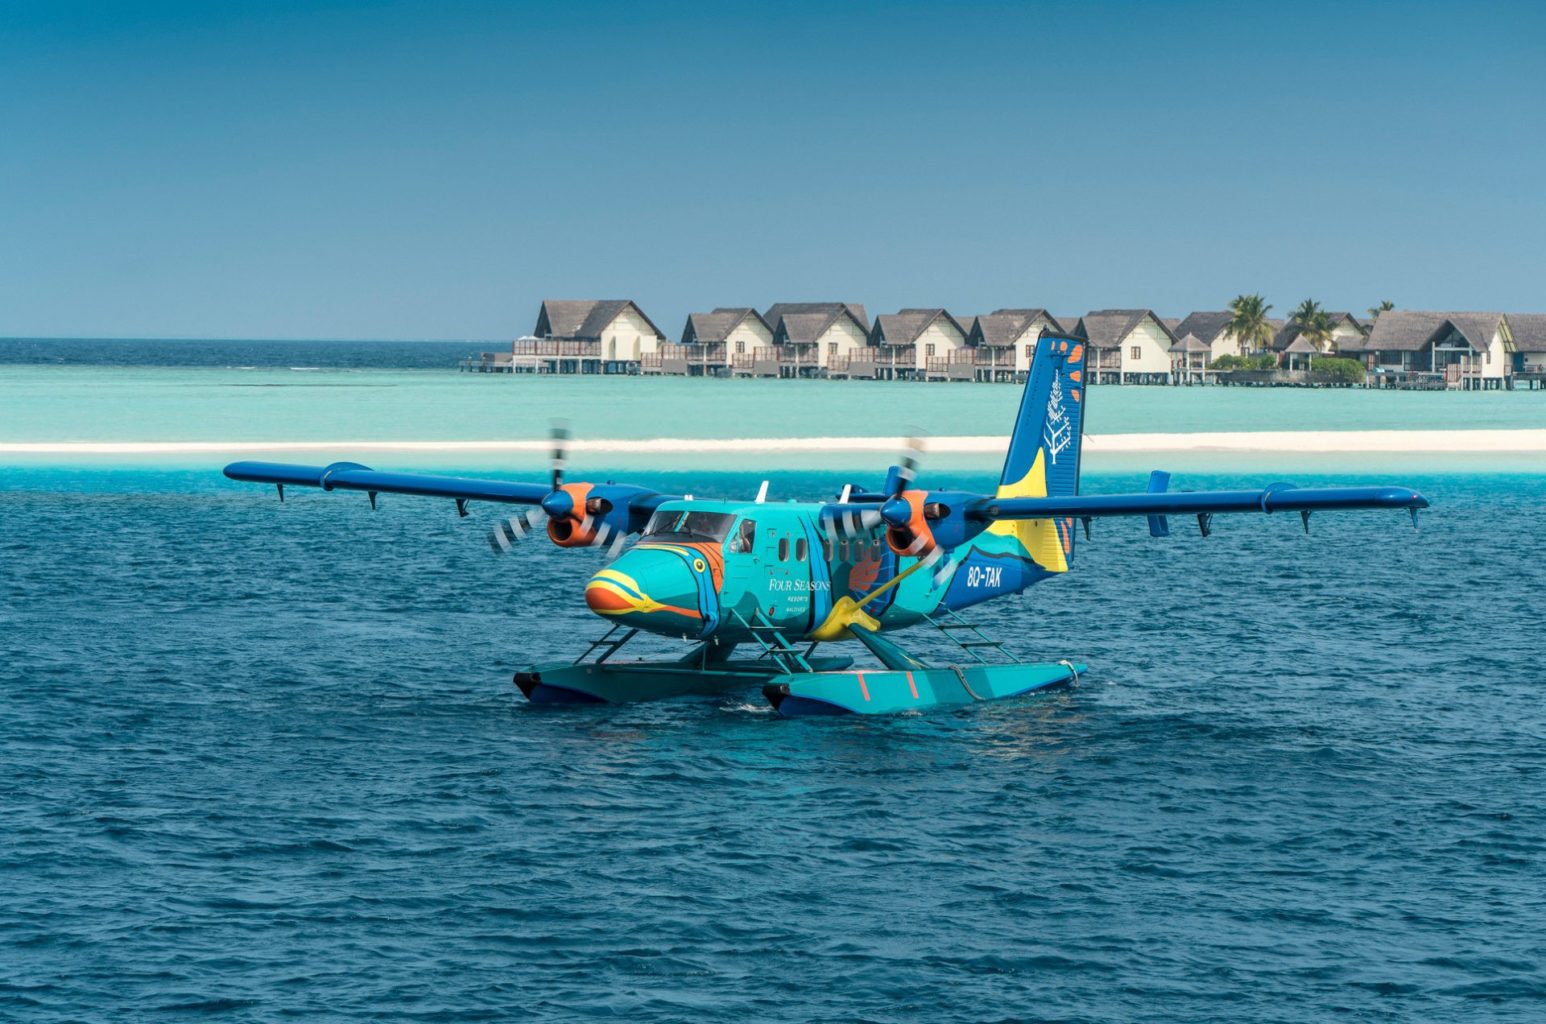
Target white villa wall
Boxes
[1208,330,1242,361]
[725,318,773,356]
[1120,318,1174,377]
[913,319,967,370]
[1479,330,1508,379]
[1328,322,1364,353]
[819,317,870,368]
[604,308,662,361]
[1012,315,1058,372]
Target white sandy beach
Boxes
[4,429,1546,456]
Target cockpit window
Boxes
[642,509,735,542]
[730,518,757,553]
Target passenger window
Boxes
[822,538,833,560]
[795,538,807,562]
[733,518,756,553]
[777,537,789,561]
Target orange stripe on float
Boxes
[906,671,918,699]
[856,671,870,702]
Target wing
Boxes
[973,484,1428,520]
[224,460,679,552]
[972,481,1428,539]
[225,461,553,505]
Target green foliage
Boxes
[1312,357,1367,386]
[1367,300,1395,320]
[1212,352,1279,371]
[1226,294,1274,353]
[1291,298,1336,351]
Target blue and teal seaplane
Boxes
[224,335,1428,717]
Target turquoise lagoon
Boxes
[4,364,1546,475]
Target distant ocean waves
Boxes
[0,337,484,369]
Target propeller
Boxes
[488,420,650,559]
[875,434,986,567]
[826,435,924,545]
[879,434,938,557]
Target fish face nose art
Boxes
[584,549,707,636]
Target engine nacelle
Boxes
[543,482,656,548]
[881,489,985,559]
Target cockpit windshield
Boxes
[641,510,736,543]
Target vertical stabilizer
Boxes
[989,333,1087,570]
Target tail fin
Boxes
[993,333,1086,569]
[1000,333,1086,496]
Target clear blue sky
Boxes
[2,0,1542,339]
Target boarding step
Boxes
[922,608,1020,666]
[573,625,639,665]
[731,609,814,674]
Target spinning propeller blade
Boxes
[891,433,925,498]
[488,507,546,555]
[550,419,570,492]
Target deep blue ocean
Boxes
[4,464,1544,1023]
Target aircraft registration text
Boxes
[965,565,1003,588]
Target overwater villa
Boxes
[1169,311,1285,361]
[642,307,772,376]
[465,300,1546,389]
[964,309,1067,382]
[1508,314,1546,379]
[1271,311,1366,355]
[751,303,871,378]
[831,309,968,381]
[1169,333,1213,384]
[1067,310,1178,384]
[493,300,667,375]
[1344,311,1513,390]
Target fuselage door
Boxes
[725,517,758,613]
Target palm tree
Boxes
[1367,299,1394,320]
[1291,299,1336,353]
[1226,293,1274,356]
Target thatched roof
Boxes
[763,303,870,344]
[1283,337,1319,354]
[969,308,1054,347]
[1174,311,1234,343]
[680,307,769,344]
[1361,311,1508,353]
[1508,313,1546,352]
[535,300,665,341]
[1170,333,1212,354]
[870,308,967,347]
[1078,310,1178,348]
[1271,312,1363,351]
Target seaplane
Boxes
[223,334,1428,717]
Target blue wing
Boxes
[972,484,1428,521]
[224,461,553,504]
